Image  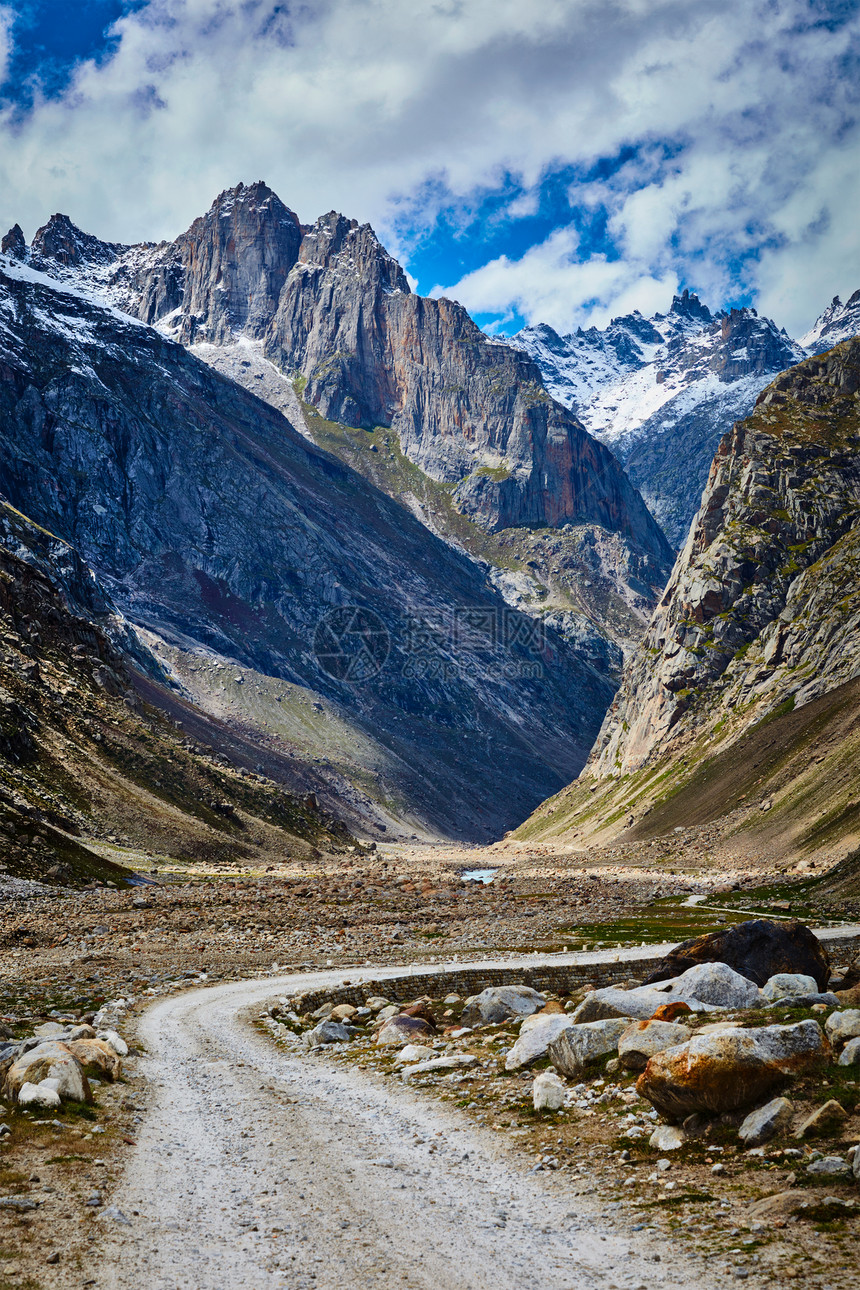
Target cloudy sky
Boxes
[1,0,858,335]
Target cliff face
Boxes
[15,184,671,566]
[0,252,613,839]
[589,339,860,776]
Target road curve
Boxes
[93,961,704,1290]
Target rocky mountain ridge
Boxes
[0,248,615,840]
[512,291,808,546]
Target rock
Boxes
[637,1020,828,1120]
[618,1020,692,1071]
[824,1009,860,1049]
[574,962,762,1024]
[768,992,841,1009]
[375,1005,400,1023]
[443,994,461,1006]
[311,1002,334,1020]
[762,973,819,1001]
[738,1097,794,1147]
[794,1100,847,1140]
[95,1030,128,1058]
[651,1002,694,1022]
[329,1004,357,1020]
[855,1146,860,1183]
[365,997,390,1010]
[392,1044,435,1068]
[400,1001,437,1029]
[641,919,830,991]
[67,1024,96,1041]
[536,1000,566,1016]
[0,1196,39,1212]
[649,1125,687,1151]
[461,986,546,1027]
[66,1039,122,1082]
[547,1018,631,1078]
[400,1055,477,1078]
[303,1019,352,1048]
[17,1081,61,1109]
[32,1022,66,1040]
[375,1015,435,1047]
[504,1015,574,1071]
[4,1042,92,1104]
[838,1036,860,1066]
[807,1156,852,1178]
[533,1071,566,1111]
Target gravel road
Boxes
[92,962,706,1290]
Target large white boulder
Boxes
[504,1014,573,1071]
[462,986,545,1027]
[618,1020,692,1071]
[96,1030,129,1057]
[637,1019,828,1119]
[574,962,764,1023]
[392,1044,435,1067]
[548,1018,632,1078]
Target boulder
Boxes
[574,962,762,1024]
[375,1015,435,1047]
[66,1039,122,1083]
[303,1019,352,1048]
[329,1004,357,1020]
[392,1044,435,1067]
[855,1146,860,1184]
[649,1125,686,1151]
[96,1030,128,1057]
[794,1099,847,1140]
[504,1015,574,1071]
[838,1036,860,1066]
[17,1081,61,1109]
[461,985,545,1027]
[807,1156,852,1178]
[548,1018,631,1078]
[618,1020,692,1072]
[375,1005,400,1023]
[761,973,819,1001]
[33,1022,66,1040]
[824,1010,860,1049]
[533,1071,566,1111]
[536,1000,566,1016]
[365,996,390,1010]
[738,1097,794,1147]
[4,1042,92,1104]
[642,919,830,991]
[651,1002,693,1022]
[636,1020,828,1120]
[400,1001,437,1030]
[67,1024,96,1041]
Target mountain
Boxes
[6,184,673,666]
[800,289,860,355]
[512,291,805,547]
[517,339,860,878]
[0,248,625,842]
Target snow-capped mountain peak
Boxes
[800,289,860,354]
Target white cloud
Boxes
[0,0,856,334]
[0,6,13,87]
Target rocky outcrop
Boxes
[589,339,860,776]
[643,919,831,991]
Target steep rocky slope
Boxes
[3,184,673,666]
[0,509,350,886]
[0,252,613,840]
[518,340,860,874]
[514,292,805,546]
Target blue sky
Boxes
[0,1,858,336]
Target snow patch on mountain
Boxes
[800,289,860,354]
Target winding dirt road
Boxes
[91,962,705,1290]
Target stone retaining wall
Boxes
[284,933,860,1014]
